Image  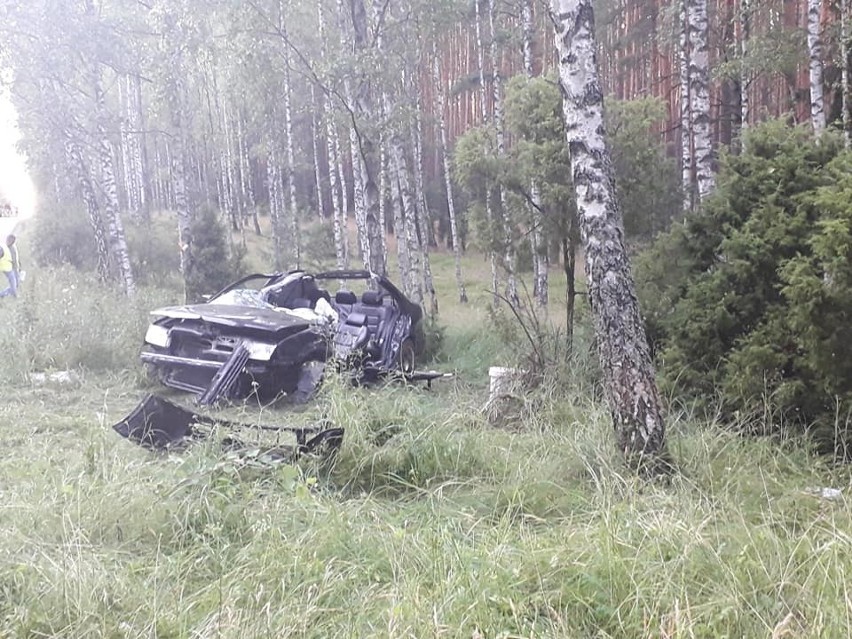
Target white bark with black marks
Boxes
[552,0,670,473]
[94,79,136,297]
[280,10,301,269]
[474,0,500,301]
[488,0,519,305]
[65,135,111,282]
[686,0,715,200]
[843,0,850,147]
[310,85,326,219]
[522,0,548,307]
[678,0,693,210]
[739,0,750,140]
[807,0,826,136]
[348,0,386,274]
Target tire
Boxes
[397,338,416,375]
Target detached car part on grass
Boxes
[140,269,441,405]
[113,393,344,460]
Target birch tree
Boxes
[843,0,850,148]
[432,42,468,304]
[522,0,548,307]
[807,0,826,136]
[488,0,519,305]
[686,0,715,200]
[551,0,671,473]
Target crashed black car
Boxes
[141,269,424,403]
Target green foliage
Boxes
[605,97,683,238]
[124,217,181,287]
[31,204,97,271]
[185,207,244,302]
[636,121,852,453]
[0,267,174,383]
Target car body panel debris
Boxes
[141,269,430,403]
[113,393,344,460]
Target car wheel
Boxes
[398,338,416,375]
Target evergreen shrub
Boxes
[636,121,852,454]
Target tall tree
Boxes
[806,0,826,136]
[432,41,468,304]
[551,0,670,473]
[488,0,519,305]
[522,0,548,307]
[686,0,715,200]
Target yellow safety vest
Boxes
[0,245,12,273]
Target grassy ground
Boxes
[1,226,852,637]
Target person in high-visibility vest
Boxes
[0,238,17,298]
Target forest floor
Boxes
[1,222,852,638]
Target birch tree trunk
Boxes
[432,43,468,304]
[310,85,326,218]
[158,6,194,295]
[686,0,715,200]
[678,0,693,210]
[488,0,519,305]
[522,0,548,307]
[739,0,750,144]
[807,0,826,136]
[280,12,301,269]
[266,137,285,271]
[552,0,671,474]
[349,0,386,275]
[840,0,852,149]
[389,162,413,296]
[318,0,348,266]
[93,77,136,297]
[474,0,500,302]
[65,135,111,282]
[237,113,261,235]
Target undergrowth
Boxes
[1,257,851,637]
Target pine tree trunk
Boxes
[807,0,826,136]
[678,0,693,210]
[686,0,715,200]
[488,0,519,305]
[552,0,670,474]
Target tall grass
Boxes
[2,252,852,637]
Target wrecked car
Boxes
[140,269,425,404]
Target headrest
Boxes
[345,312,367,326]
[361,290,384,306]
[335,290,357,305]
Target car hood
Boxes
[151,303,313,332]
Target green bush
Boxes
[31,204,97,270]
[635,121,852,453]
[184,207,244,302]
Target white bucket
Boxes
[489,366,521,400]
